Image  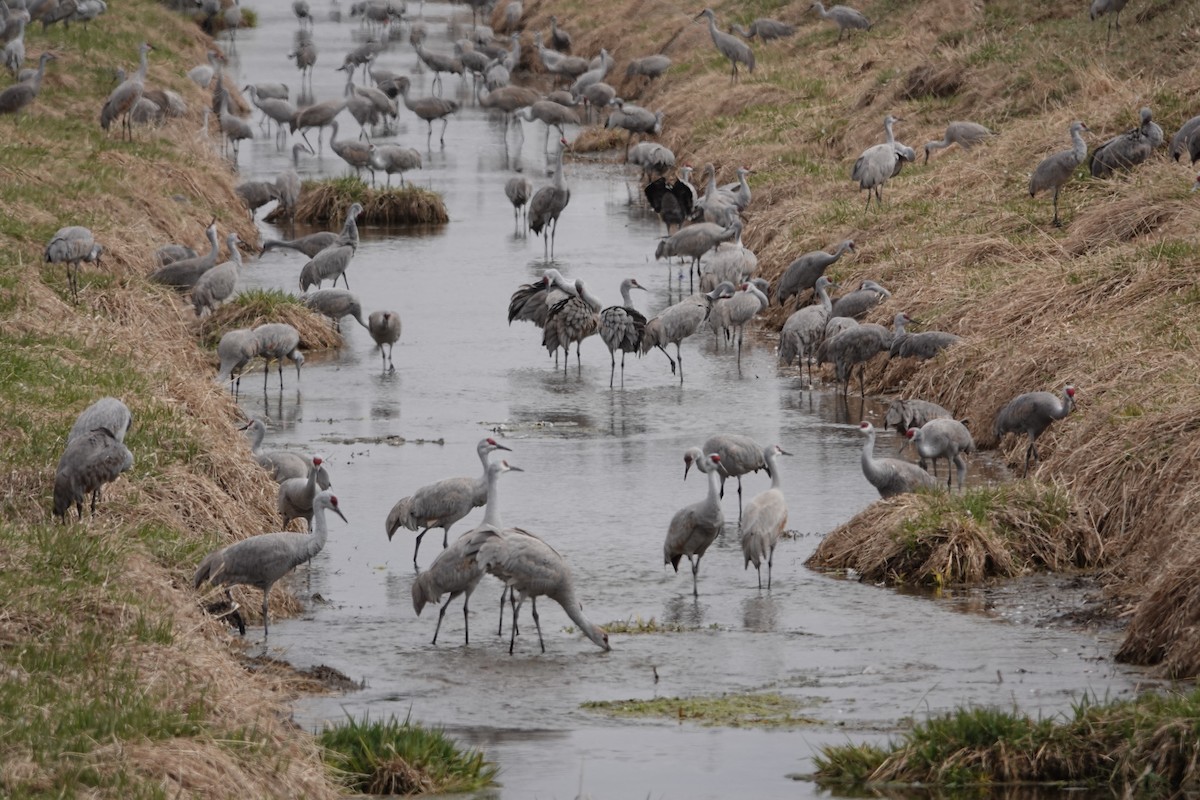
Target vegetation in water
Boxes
[583,693,818,728]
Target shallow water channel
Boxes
[216,4,1157,797]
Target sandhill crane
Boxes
[99,42,151,140]
[252,322,305,391]
[415,41,463,95]
[278,456,328,530]
[1090,107,1161,178]
[240,419,333,486]
[569,48,611,99]
[0,51,54,118]
[329,120,374,180]
[694,8,753,83]
[664,450,724,597]
[810,2,870,41]
[884,398,954,437]
[740,444,790,589]
[292,0,311,26]
[370,144,421,187]
[699,232,757,294]
[504,176,533,231]
[274,144,309,231]
[779,275,836,386]
[580,81,616,122]
[303,288,369,330]
[385,437,512,565]
[852,114,904,209]
[717,165,754,211]
[519,100,580,152]
[412,459,521,645]
[188,51,222,89]
[191,232,242,317]
[924,121,992,164]
[217,90,253,166]
[290,98,345,153]
[548,14,570,51]
[287,30,317,88]
[261,231,339,258]
[859,421,936,498]
[628,142,675,185]
[605,98,663,161]
[235,181,281,219]
[71,0,106,27]
[777,240,853,309]
[508,268,575,329]
[155,243,197,266]
[68,397,131,445]
[216,328,258,396]
[731,18,796,40]
[701,432,768,517]
[223,0,241,45]
[1029,121,1089,227]
[599,277,648,386]
[2,16,23,75]
[639,292,712,380]
[1169,115,1200,163]
[45,226,102,304]
[907,419,974,490]
[52,426,133,520]
[194,491,346,636]
[368,309,401,370]
[245,84,296,141]
[299,244,354,292]
[993,385,1076,476]
[529,138,571,259]
[477,525,610,654]
[1089,0,1128,45]
[693,163,739,225]
[722,280,769,366]
[830,278,890,320]
[655,220,740,292]
[888,312,961,360]
[398,82,458,146]
[821,322,891,398]
[644,174,695,235]
[626,54,671,82]
[542,278,602,372]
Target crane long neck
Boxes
[481,469,504,529]
[765,452,782,490]
[861,430,885,484]
[1069,126,1086,163]
[706,14,719,38]
[552,146,567,189]
[619,283,633,307]
[304,462,319,494]
[883,118,896,145]
[247,422,264,453]
[306,504,333,558]
[206,229,219,257]
[705,466,722,506]
[579,284,601,312]
[558,586,607,649]
[817,282,833,313]
[1057,390,1075,418]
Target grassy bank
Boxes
[813,687,1200,794]
[0,1,471,796]
[265,177,450,226]
[527,0,1200,675]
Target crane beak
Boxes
[778,448,793,456]
[684,460,693,480]
[494,442,513,452]
[332,507,348,523]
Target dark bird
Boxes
[53,426,133,520]
[194,491,347,636]
[776,240,854,309]
[528,137,571,260]
[644,174,695,234]
[664,450,724,597]
[1090,107,1162,178]
[1029,121,1089,227]
[993,385,1076,477]
[598,277,648,386]
[858,421,937,498]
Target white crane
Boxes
[664,450,724,597]
[194,491,347,637]
[385,438,511,565]
[740,444,790,589]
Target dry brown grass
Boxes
[277,179,450,225]
[521,0,1200,672]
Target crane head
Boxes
[1065,385,1076,398]
[485,437,512,452]
[629,278,647,291]
[312,456,323,466]
[859,421,874,433]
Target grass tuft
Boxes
[318,713,498,795]
[198,288,343,350]
[582,693,818,728]
[275,178,449,226]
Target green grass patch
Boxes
[318,712,498,795]
[582,693,817,728]
[815,688,1200,793]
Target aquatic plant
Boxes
[583,693,817,728]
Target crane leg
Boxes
[431,591,457,644]
[690,554,701,597]
[440,117,449,145]
[767,549,773,589]
[531,597,545,653]
[656,344,676,374]
[575,341,582,373]
[426,121,433,148]
[858,364,866,399]
[508,592,521,654]
[737,478,744,520]
[1051,186,1062,227]
[442,526,450,549]
[461,589,473,645]
[609,350,616,387]
[620,350,626,385]
[261,594,271,637]
[954,454,966,490]
[675,342,684,381]
[497,585,507,636]
[413,528,429,565]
